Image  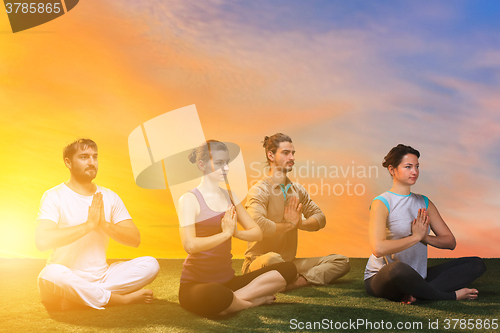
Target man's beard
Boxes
[74,168,97,182]
[275,165,292,177]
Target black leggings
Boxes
[365,257,486,302]
[179,262,297,316]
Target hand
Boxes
[98,195,109,230]
[411,208,429,241]
[284,196,302,228]
[87,192,102,230]
[221,205,236,237]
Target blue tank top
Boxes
[364,191,429,280]
[180,188,234,283]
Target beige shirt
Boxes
[244,176,326,264]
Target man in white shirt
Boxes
[36,138,160,310]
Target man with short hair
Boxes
[243,133,350,290]
[36,138,160,310]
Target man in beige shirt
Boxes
[243,133,350,290]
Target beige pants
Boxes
[38,256,160,309]
[244,252,350,285]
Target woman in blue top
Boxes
[365,144,486,303]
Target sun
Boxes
[0,214,39,258]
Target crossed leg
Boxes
[179,262,297,316]
[365,258,486,303]
[221,262,297,315]
[246,252,350,290]
[38,256,160,310]
[219,270,284,315]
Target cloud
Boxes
[2,0,499,258]
[105,0,500,258]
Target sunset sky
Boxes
[1,1,499,260]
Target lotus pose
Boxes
[243,133,350,290]
[178,140,296,316]
[36,139,159,310]
[364,144,486,303]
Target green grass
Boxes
[0,258,498,332]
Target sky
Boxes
[1,0,499,259]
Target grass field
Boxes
[0,258,498,333]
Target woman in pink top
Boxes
[177,140,296,316]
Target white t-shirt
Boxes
[37,183,132,273]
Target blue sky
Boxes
[1,0,499,257]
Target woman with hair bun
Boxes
[364,144,486,303]
[178,140,297,316]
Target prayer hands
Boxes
[412,208,429,241]
[98,194,109,230]
[221,205,237,237]
[284,196,302,228]
[87,192,102,230]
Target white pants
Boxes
[38,256,160,309]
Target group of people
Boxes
[36,135,486,316]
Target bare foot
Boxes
[401,294,417,305]
[250,295,276,307]
[107,289,154,306]
[455,288,478,300]
[285,275,309,291]
[124,289,154,304]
